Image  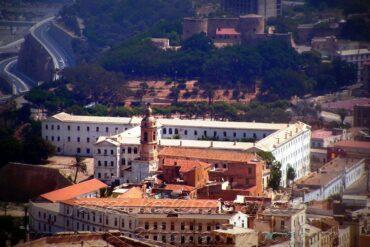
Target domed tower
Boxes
[140,103,158,162]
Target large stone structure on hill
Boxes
[182,14,292,47]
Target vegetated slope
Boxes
[60,0,194,48]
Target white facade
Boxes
[42,112,139,156]
[42,112,311,187]
[230,211,249,229]
[297,158,365,203]
[29,199,231,245]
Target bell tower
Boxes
[140,103,158,162]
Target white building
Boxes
[311,129,351,149]
[295,157,365,203]
[229,211,249,229]
[337,49,370,83]
[42,110,311,187]
[29,197,234,245]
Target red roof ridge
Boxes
[40,178,107,202]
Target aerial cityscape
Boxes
[0,0,369,246]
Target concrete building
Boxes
[18,231,165,247]
[338,225,351,247]
[254,204,306,247]
[42,112,140,156]
[212,224,258,246]
[337,49,370,83]
[158,147,265,196]
[353,104,370,127]
[362,60,370,93]
[305,224,321,247]
[221,0,282,19]
[29,197,236,246]
[294,158,365,203]
[42,109,311,188]
[182,15,292,47]
[311,36,338,59]
[309,218,339,247]
[311,128,351,149]
[328,140,370,161]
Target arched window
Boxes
[144,132,148,142]
[169,128,173,134]
[174,129,178,135]
[153,132,156,140]
[163,128,167,134]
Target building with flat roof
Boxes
[212,224,258,246]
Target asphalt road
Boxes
[31,17,75,73]
[0,56,31,94]
[0,16,75,95]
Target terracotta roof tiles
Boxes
[159,147,257,163]
[62,198,218,209]
[40,179,107,202]
[162,158,211,172]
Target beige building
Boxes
[212,224,258,247]
[30,197,235,246]
[338,225,351,247]
[305,224,322,247]
[254,204,306,247]
[309,218,339,247]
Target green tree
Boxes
[269,161,282,191]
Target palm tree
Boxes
[72,156,87,184]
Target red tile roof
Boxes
[62,198,219,209]
[159,147,258,163]
[162,184,196,192]
[334,140,370,150]
[311,130,333,139]
[216,28,240,35]
[40,179,107,202]
[322,98,370,111]
[162,158,211,173]
[117,187,144,199]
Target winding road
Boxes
[0,57,30,94]
[0,16,74,95]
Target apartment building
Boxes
[294,158,365,202]
[29,197,235,246]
